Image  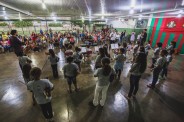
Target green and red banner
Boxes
[148,17,184,54]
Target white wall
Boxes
[107,19,136,28]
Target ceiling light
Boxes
[131,0,136,8]
[89,18,92,21]
[2,7,5,11]
[81,16,84,22]
[182,0,184,6]
[129,9,134,14]
[177,14,182,18]
[4,16,8,20]
[19,13,22,21]
[42,3,46,9]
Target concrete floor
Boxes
[0,48,184,122]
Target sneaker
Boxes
[124,95,131,100]
[159,76,165,80]
[99,105,104,109]
[88,101,97,107]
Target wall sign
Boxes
[167,21,176,28]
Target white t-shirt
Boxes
[19,56,32,67]
[137,34,141,40]
[110,32,116,40]
[27,79,54,104]
[63,38,69,45]
[130,34,135,41]
[127,44,132,50]
[155,57,166,68]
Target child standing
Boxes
[73,47,82,71]
[126,51,147,99]
[90,57,115,107]
[147,50,168,88]
[150,42,162,68]
[27,67,54,122]
[95,48,106,69]
[130,32,135,44]
[22,63,36,105]
[47,49,59,78]
[159,50,174,80]
[18,53,32,71]
[114,48,126,80]
[65,45,73,57]
[62,57,80,93]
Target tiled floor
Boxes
[0,48,184,122]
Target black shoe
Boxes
[99,105,104,108]
[147,84,155,89]
[88,101,96,107]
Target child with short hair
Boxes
[114,48,126,80]
[18,53,32,71]
[73,47,82,71]
[65,44,73,57]
[147,49,168,88]
[22,63,36,105]
[47,49,59,78]
[27,67,54,121]
[150,42,162,68]
[62,57,80,93]
[159,50,174,80]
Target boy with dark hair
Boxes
[62,56,80,93]
[147,49,168,88]
[27,67,54,122]
[150,42,163,68]
[159,50,174,80]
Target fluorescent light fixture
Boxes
[2,7,5,11]
[129,9,134,14]
[177,14,182,18]
[19,13,22,21]
[182,0,184,6]
[131,0,136,8]
[42,3,46,9]
[81,16,84,22]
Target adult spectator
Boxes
[141,29,147,46]
[9,30,23,56]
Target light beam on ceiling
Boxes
[182,0,184,6]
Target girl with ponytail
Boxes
[90,57,115,107]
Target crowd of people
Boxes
[4,27,176,122]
